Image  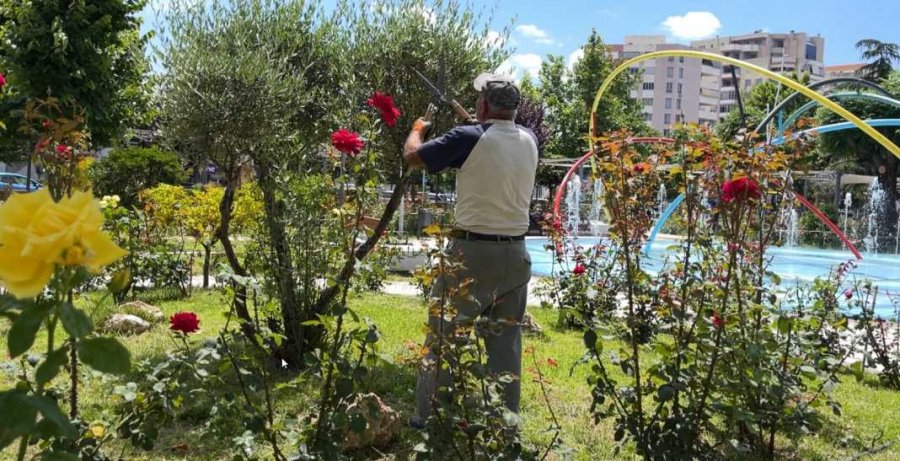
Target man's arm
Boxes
[403,118,431,169]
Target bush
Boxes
[93,146,184,208]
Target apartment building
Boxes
[691,31,825,114]
[609,36,721,136]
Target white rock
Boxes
[104,314,151,335]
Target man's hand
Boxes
[403,105,436,169]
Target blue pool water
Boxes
[525,237,900,318]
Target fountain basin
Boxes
[525,236,900,318]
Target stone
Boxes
[104,314,151,335]
[522,310,543,335]
[119,301,165,323]
[341,393,401,451]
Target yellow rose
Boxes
[0,189,127,298]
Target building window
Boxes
[667,67,674,78]
[666,82,673,93]
[677,83,683,94]
[744,79,752,89]
[679,56,684,63]
[755,78,762,85]
[675,114,683,122]
[773,39,785,48]
[642,82,655,90]
[665,98,672,109]
[668,56,675,62]
[664,113,672,124]
[663,128,670,136]
[643,112,653,122]
[805,43,817,60]
[679,67,684,79]
[676,98,682,110]
[642,98,653,106]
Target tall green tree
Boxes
[0,0,151,152]
[856,39,900,82]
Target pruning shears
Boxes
[413,68,476,122]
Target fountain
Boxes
[842,192,852,237]
[565,174,582,237]
[588,178,609,236]
[863,180,887,253]
[781,203,799,247]
[895,200,900,254]
[656,184,668,219]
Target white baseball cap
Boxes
[472,72,515,91]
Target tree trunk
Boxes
[255,162,306,365]
[217,172,257,343]
[202,242,211,288]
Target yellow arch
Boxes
[589,50,900,160]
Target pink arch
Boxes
[550,138,862,259]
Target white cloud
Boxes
[662,11,722,41]
[496,53,543,81]
[567,48,584,68]
[484,30,504,49]
[515,24,556,45]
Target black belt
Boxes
[451,230,525,242]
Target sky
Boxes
[140,0,900,79]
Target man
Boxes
[403,73,539,425]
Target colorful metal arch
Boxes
[588,51,900,164]
[779,93,900,139]
[754,76,895,135]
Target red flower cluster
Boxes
[55,144,73,159]
[42,119,52,130]
[367,92,401,127]
[573,264,586,275]
[722,177,761,203]
[331,129,365,156]
[632,162,650,174]
[712,311,724,329]
[0,73,6,88]
[170,311,200,334]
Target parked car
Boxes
[0,173,42,193]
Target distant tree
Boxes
[856,39,900,82]
[92,146,184,208]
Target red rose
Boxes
[0,73,6,88]
[170,311,200,334]
[331,129,365,156]
[712,311,724,329]
[843,288,853,300]
[633,162,650,174]
[55,144,72,155]
[34,138,49,152]
[42,120,52,130]
[573,264,586,275]
[367,91,401,127]
[722,177,761,203]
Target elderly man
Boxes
[402,73,539,426]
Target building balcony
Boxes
[721,43,760,53]
[699,110,719,121]
[701,64,720,76]
[700,79,719,91]
[700,95,720,107]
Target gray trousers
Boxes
[415,237,532,421]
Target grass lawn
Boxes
[2,287,900,460]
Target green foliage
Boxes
[0,0,151,151]
[92,146,184,208]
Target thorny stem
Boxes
[530,349,562,461]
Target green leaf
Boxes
[35,347,69,386]
[59,303,93,339]
[583,330,598,351]
[31,396,76,439]
[8,304,49,358]
[107,268,131,294]
[0,390,38,450]
[78,337,131,375]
